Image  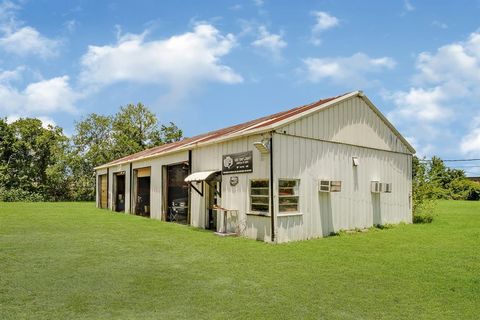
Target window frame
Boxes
[249,179,270,215]
[278,179,300,214]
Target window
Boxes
[250,180,270,213]
[278,179,300,213]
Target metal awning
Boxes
[184,170,221,183]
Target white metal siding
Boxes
[190,134,272,241]
[274,133,412,243]
[108,164,132,213]
[131,152,189,220]
[278,96,410,154]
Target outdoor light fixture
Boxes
[253,141,270,154]
[352,157,359,166]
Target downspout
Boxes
[270,132,275,242]
[106,167,110,210]
[129,162,133,214]
[188,150,192,225]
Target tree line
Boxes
[0,103,183,202]
[412,156,480,222]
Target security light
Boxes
[253,141,270,154]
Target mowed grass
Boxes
[0,201,479,319]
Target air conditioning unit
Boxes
[319,180,342,192]
[371,181,381,193]
[330,181,342,192]
[382,183,392,193]
[319,180,331,192]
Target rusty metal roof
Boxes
[97,90,419,169]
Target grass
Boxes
[1,200,479,319]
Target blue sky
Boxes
[1,0,480,174]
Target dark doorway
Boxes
[166,163,189,224]
[114,172,126,212]
[136,176,151,217]
[206,182,219,230]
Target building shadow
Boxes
[371,193,382,226]
[319,193,334,236]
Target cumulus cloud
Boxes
[461,127,480,156]
[0,65,23,83]
[388,31,480,122]
[386,86,451,122]
[0,26,59,57]
[385,31,480,156]
[0,1,60,58]
[251,25,287,60]
[79,23,242,99]
[310,11,339,45]
[0,75,79,118]
[302,52,395,87]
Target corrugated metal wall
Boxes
[131,152,189,220]
[190,133,272,241]
[274,96,412,242]
[279,96,410,154]
[96,95,412,243]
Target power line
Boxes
[419,158,480,162]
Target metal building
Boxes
[95,91,415,243]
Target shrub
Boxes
[448,179,480,201]
[0,188,45,202]
[413,212,434,224]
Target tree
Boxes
[0,118,69,200]
[160,122,183,144]
[111,103,162,159]
[70,114,114,201]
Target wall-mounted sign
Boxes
[230,176,239,186]
[222,151,253,174]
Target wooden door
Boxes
[99,174,108,209]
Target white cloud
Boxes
[253,0,264,7]
[79,23,242,99]
[404,0,415,12]
[432,21,448,29]
[311,11,339,45]
[251,26,287,60]
[461,127,480,156]
[388,31,480,123]
[414,32,480,87]
[0,26,59,57]
[7,114,57,129]
[385,31,480,157]
[386,86,451,122]
[302,52,395,87]
[64,19,77,33]
[312,11,339,33]
[0,65,23,83]
[461,117,480,156]
[0,75,78,118]
[0,1,60,58]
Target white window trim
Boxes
[278,178,300,214]
[249,179,270,215]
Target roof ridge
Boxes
[98,92,352,168]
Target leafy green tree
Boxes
[70,114,114,200]
[412,156,436,222]
[160,122,183,144]
[0,118,69,200]
[111,103,161,158]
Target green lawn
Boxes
[1,201,479,319]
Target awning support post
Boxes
[190,181,204,196]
